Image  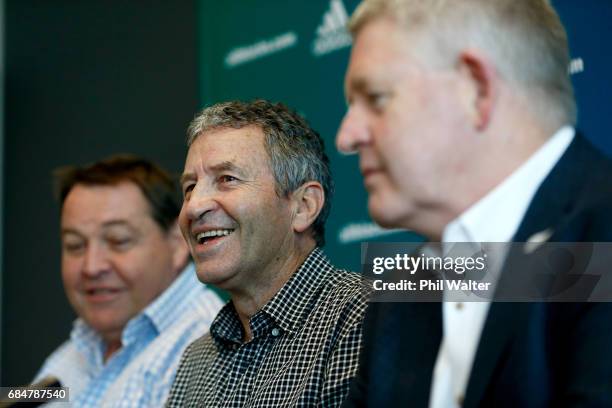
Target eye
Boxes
[63,241,85,255]
[218,175,238,184]
[107,236,134,252]
[366,92,390,112]
[183,183,195,198]
[104,226,137,252]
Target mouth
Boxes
[361,168,383,180]
[361,168,376,178]
[195,229,235,245]
[84,287,122,302]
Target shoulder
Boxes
[561,169,612,242]
[520,133,612,241]
[324,268,369,306]
[166,333,216,405]
[34,338,89,391]
[177,333,216,367]
[41,339,76,362]
[36,339,77,375]
[314,268,370,336]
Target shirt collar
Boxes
[262,248,333,333]
[443,126,574,244]
[71,319,105,368]
[211,248,333,344]
[141,263,201,333]
[71,263,200,353]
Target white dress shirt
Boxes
[429,126,575,408]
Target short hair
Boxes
[186,99,334,247]
[349,0,577,129]
[54,154,181,232]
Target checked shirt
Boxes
[166,248,369,407]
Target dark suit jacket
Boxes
[343,134,612,407]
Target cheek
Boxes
[246,198,290,239]
[375,109,412,154]
[121,244,175,284]
[108,254,142,287]
[61,264,84,311]
[375,128,417,180]
[61,258,81,288]
[178,211,191,242]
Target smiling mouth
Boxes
[86,288,120,296]
[84,288,122,303]
[196,229,235,245]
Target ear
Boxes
[457,49,498,131]
[290,181,325,235]
[166,220,190,274]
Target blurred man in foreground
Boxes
[167,100,368,407]
[337,0,612,406]
[35,155,223,406]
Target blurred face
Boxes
[61,182,182,343]
[179,126,296,293]
[337,18,472,236]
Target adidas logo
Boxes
[312,0,352,57]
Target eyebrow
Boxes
[347,77,370,94]
[345,76,369,103]
[179,172,195,187]
[61,220,133,236]
[210,161,247,176]
[61,228,83,237]
[180,161,248,185]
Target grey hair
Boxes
[349,0,577,130]
[186,99,334,247]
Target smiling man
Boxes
[35,155,222,407]
[166,100,368,407]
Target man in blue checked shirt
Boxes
[34,155,223,407]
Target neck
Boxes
[103,339,122,362]
[232,241,315,342]
[422,122,552,241]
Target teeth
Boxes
[196,229,233,243]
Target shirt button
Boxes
[455,302,464,310]
[271,328,280,337]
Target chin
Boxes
[195,265,234,287]
[368,194,415,231]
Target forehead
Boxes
[61,182,152,226]
[185,125,270,172]
[346,18,423,87]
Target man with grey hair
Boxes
[337,0,612,406]
[167,99,368,407]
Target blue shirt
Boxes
[35,264,223,407]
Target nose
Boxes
[336,106,371,154]
[82,243,110,278]
[181,183,220,223]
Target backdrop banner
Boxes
[197,0,612,271]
